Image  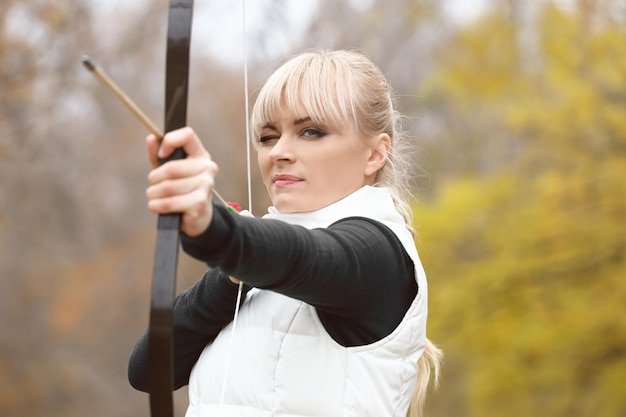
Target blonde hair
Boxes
[251,49,442,416]
[251,49,416,231]
[408,339,443,417]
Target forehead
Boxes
[261,101,311,126]
[256,92,351,133]
[251,54,359,136]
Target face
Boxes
[257,104,383,213]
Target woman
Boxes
[129,49,442,417]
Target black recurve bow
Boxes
[148,1,194,416]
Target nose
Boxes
[268,134,295,163]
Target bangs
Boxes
[251,52,358,143]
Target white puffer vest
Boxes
[185,186,428,417]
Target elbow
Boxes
[127,363,149,393]
[127,337,150,392]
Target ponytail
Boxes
[407,338,443,417]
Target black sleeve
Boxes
[181,204,417,346]
[127,268,251,392]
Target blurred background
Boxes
[1,0,624,416]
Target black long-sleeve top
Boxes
[128,204,417,392]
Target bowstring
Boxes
[219,0,250,405]
[219,277,244,405]
[242,0,252,213]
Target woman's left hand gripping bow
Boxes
[145,127,218,237]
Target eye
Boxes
[258,133,280,144]
[301,127,327,138]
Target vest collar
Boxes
[267,186,405,230]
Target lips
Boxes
[272,174,302,187]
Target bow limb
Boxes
[148,1,194,417]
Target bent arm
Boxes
[128,268,250,392]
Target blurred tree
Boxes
[417,2,626,416]
[7,0,624,416]
[0,1,192,416]
[0,1,312,415]
[303,0,446,110]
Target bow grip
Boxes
[158,147,187,166]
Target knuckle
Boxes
[181,126,194,136]
[162,161,182,177]
[161,179,178,195]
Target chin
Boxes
[273,199,314,214]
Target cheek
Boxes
[321,146,364,173]
[257,150,269,174]
[257,153,272,186]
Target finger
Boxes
[238,210,254,217]
[148,188,213,237]
[147,187,212,215]
[148,157,218,186]
[158,127,209,160]
[146,174,207,201]
[146,161,216,206]
[146,134,161,169]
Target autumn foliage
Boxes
[416,3,626,416]
[1,1,624,417]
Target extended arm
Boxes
[181,204,417,344]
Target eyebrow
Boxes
[261,116,312,131]
[293,116,312,125]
